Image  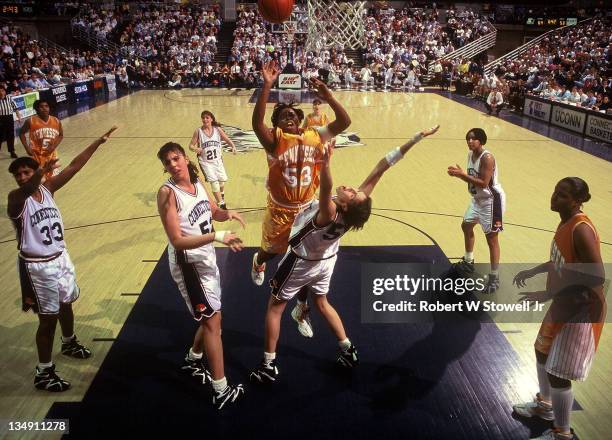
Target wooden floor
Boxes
[0,89,610,439]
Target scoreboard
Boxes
[0,2,36,17]
[526,17,578,27]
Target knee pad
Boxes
[210,181,221,192]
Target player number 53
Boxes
[282,166,312,188]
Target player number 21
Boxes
[282,166,312,188]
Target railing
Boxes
[484,17,593,76]
[427,23,497,75]
[71,18,143,62]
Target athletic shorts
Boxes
[270,252,337,301]
[535,308,604,381]
[169,257,221,321]
[18,250,80,315]
[260,199,306,255]
[198,158,227,183]
[463,191,505,234]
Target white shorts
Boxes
[463,191,505,234]
[545,323,597,381]
[198,158,227,183]
[18,250,80,315]
[270,252,337,301]
[169,257,221,320]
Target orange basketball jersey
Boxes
[29,115,61,165]
[267,127,325,207]
[304,112,329,128]
[544,212,605,348]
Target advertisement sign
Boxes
[523,97,551,122]
[11,91,39,121]
[72,80,93,101]
[278,73,302,89]
[585,114,612,143]
[105,74,116,92]
[551,105,586,134]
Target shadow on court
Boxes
[48,246,545,439]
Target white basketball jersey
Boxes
[288,200,348,260]
[11,185,66,259]
[466,149,503,199]
[165,179,216,264]
[198,127,222,163]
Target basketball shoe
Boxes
[291,302,313,338]
[61,335,92,359]
[181,354,211,385]
[251,252,265,286]
[249,359,279,384]
[212,383,245,410]
[337,344,359,368]
[513,393,554,421]
[34,364,71,392]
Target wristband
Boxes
[385,147,402,166]
[214,231,228,243]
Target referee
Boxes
[0,87,21,158]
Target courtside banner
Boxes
[11,91,39,121]
[523,97,551,122]
[551,105,586,134]
[71,80,93,101]
[585,113,612,144]
[104,74,116,92]
[278,73,302,89]
[39,84,69,107]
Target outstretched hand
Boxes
[223,232,244,252]
[309,77,333,101]
[100,126,118,143]
[316,139,336,166]
[262,61,281,85]
[226,210,246,229]
[421,124,440,137]
[518,290,553,304]
[41,158,61,175]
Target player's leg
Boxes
[56,251,91,358]
[250,295,286,384]
[313,293,359,367]
[203,312,245,409]
[546,373,574,439]
[182,324,211,385]
[209,180,223,205]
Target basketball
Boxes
[257,0,295,24]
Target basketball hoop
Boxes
[305,0,367,51]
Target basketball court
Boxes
[0,87,610,438]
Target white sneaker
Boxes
[251,252,265,286]
[513,393,554,421]
[291,303,313,338]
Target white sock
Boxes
[188,347,203,361]
[339,338,351,351]
[38,361,53,370]
[264,352,276,363]
[61,334,75,343]
[490,269,499,277]
[551,385,573,433]
[464,252,474,262]
[297,299,307,308]
[536,362,551,402]
[212,377,228,393]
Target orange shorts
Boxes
[260,197,310,254]
[32,150,57,180]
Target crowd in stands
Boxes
[0,23,128,95]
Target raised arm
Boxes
[7,159,59,218]
[309,78,351,140]
[315,141,337,226]
[359,125,440,197]
[45,126,117,193]
[19,118,32,156]
[252,61,280,153]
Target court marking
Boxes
[1,207,610,246]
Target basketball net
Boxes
[305,0,367,52]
